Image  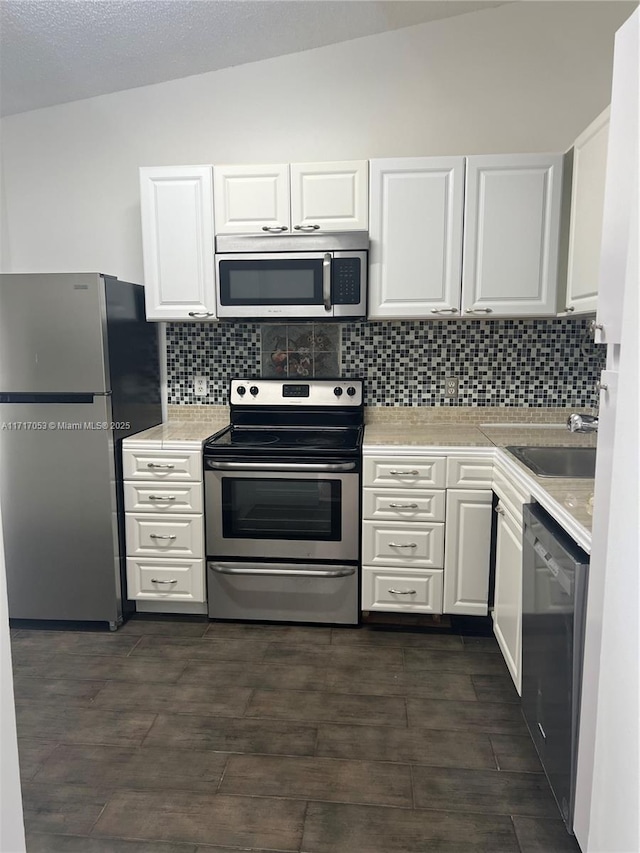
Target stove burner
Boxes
[229,429,280,446]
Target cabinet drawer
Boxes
[362,488,445,522]
[362,568,443,613]
[124,482,203,514]
[126,557,205,602]
[125,514,203,558]
[362,520,444,568]
[363,457,446,489]
[447,456,494,488]
[122,449,202,482]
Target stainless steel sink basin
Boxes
[506,446,597,478]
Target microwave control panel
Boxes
[332,258,361,305]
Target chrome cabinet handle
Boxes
[151,578,177,584]
[388,503,418,509]
[323,252,332,311]
[430,307,458,314]
[188,311,215,318]
[148,495,176,501]
[494,504,505,516]
[149,534,177,540]
[147,463,175,469]
[294,224,320,231]
[388,588,417,595]
[563,306,575,313]
[388,542,417,548]
[465,308,493,314]
[261,225,288,232]
[590,320,604,332]
[596,381,609,392]
[389,469,419,476]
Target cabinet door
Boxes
[368,157,464,318]
[493,503,523,694]
[444,490,492,616]
[290,161,368,232]
[565,108,610,315]
[139,166,216,321]
[462,155,563,317]
[213,164,289,234]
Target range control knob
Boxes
[237,386,246,396]
[249,385,259,397]
[346,386,357,397]
[333,386,343,397]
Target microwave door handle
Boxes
[323,253,332,312]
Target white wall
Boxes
[0,499,26,853]
[0,1,633,280]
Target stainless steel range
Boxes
[204,378,363,624]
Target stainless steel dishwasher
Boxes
[522,503,590,833]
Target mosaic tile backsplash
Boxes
[166,318,605,408]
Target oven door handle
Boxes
[209,562,357,578]
[205,460,357,473]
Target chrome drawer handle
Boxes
[148,495,176,501]
[187,311,215,318]
[389,469,419,476]
[151,578,177,584]
[388,542,417,548]
[388,503,418,509]
[294,224,320,231]
[465,307,493,314]
[261,225,288,232]
[388,588,417,595]
[149,534,177,540]
[430,307,458,314]
[147,463,175,469]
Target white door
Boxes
[290,161,368,233]
[493,502,523,694]
[462,154,563,317]
[443,490,492,616]
[565,108,610,315]
[139,166,216,321]
[213,164,289,234]
[368,157,465,318]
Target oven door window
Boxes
[221,477,341,541]
[218,259,323,306]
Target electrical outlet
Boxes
[193,376,209,396]
[445,377,459,398]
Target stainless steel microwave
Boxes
[214,232,368,320]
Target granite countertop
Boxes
[125,413,229,444]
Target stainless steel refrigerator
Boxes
[0,272,162,627]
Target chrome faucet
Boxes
[567,413,599,433]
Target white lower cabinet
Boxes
[443,490,493,616]
[362,568,444,614]
[122,440,206,612]
[362,452,492,616]
[493,500,523,694]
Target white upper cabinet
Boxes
[213,164,290,234]
[368,157,465,318]
[565,108,610,315]
[139,166,216,321]
[290,161,368,232]
[213,161,368,235]
[462,154,563,317]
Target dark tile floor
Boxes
[10,617,582,853]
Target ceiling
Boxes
[0,0,508,117]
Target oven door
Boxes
[216,252,331,320]
[205,459,359,562]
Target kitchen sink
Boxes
[506,446,597,478]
